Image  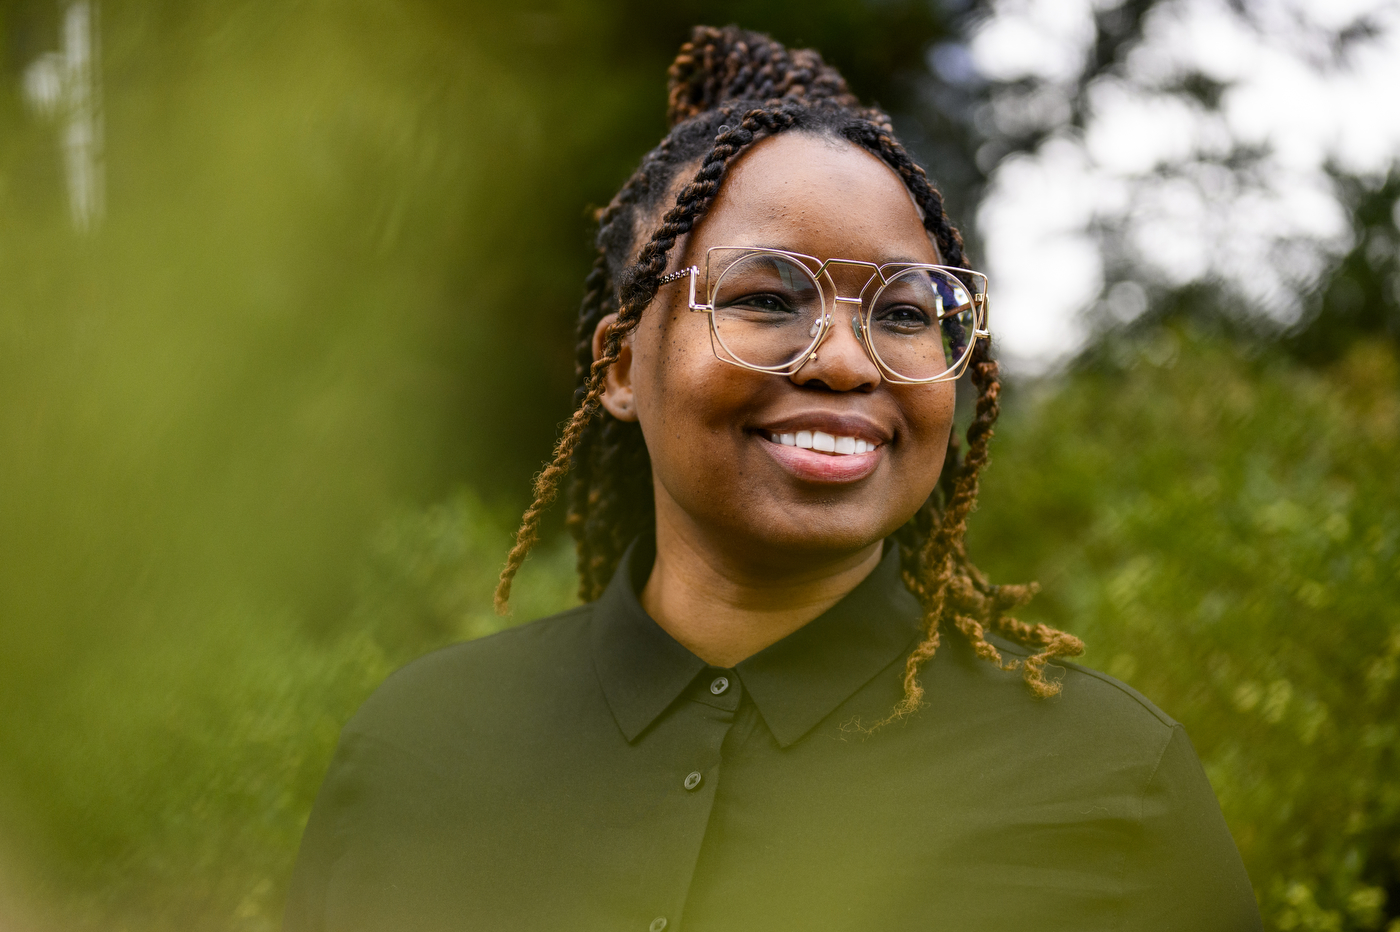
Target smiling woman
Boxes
[589,132,973,668]
[285,26,1263,932]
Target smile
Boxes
[765,430,879,456]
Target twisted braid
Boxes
[497,25,1084,710]
[563,254,611,594]
[841,119,967,266]
[884,339,1083,721]
[667,25,859,127]
[577,416,651,600]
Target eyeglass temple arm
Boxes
[658,266,709,312]
[656,266,708,310]
[684,266,710,312]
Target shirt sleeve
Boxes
[1119,723,1262,931]
[283,731,369,932]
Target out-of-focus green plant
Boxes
[970,328,1400,931]
[4,491,574,932]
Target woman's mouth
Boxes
[757,429,884,483]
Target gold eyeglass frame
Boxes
[657,246,991,384]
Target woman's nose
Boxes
[791,310,882,391]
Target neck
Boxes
[639,503,884,668]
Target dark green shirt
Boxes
[285,541,1261,931]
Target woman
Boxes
[286,27,1262,931]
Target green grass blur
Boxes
[1,1,1398,930]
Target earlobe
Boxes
[593,313,639,422]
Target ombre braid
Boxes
[495,25,1083,709]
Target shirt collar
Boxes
[590,538,922,748]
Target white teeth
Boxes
[769,430,879,455]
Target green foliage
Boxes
[1,493,576,931]
[969,329,1400,931]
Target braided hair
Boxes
[495,25,1083,714]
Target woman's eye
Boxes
[874,304,933,332]
[725,292,795,315]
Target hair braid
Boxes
[843,120,967,267]
[666,25,858,127]
[578,416,651,600]
[884,340,1083,720]
[500,25,1084,713]
[563,253,612,593]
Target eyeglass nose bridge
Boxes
[798,301,878,372]
[830,298,866,346]
[812,260,878,361]
[813,257,883,307]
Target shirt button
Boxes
[710,675,729,695]
[684,771,703,791]
[650,918,668,932]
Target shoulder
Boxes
[993,631,1176,728]
[344,603,597,745]
[1047,653,1182,772]
[925,632,1181,774]
[933,636,1258,922]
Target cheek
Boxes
[904,380,956,430]
[634,308,731,423]
[900,383,958,469]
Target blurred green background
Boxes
[1,1,1397,930]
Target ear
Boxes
[592,313,639,422]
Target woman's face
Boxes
[602,132,958,567]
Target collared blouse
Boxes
[285,540,1262,931]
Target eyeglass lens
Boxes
[709,252,977,380]
[866,268,976,380]
[710,254,825,370]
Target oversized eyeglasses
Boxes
[657,247,991,384]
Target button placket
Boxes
[641,669,738,932]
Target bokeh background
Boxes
[1,0,1397,929]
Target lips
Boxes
[758,434,883,483]
[753,415,889,484]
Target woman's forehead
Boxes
[693,133,938,265]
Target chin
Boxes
[723,506,899,561]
